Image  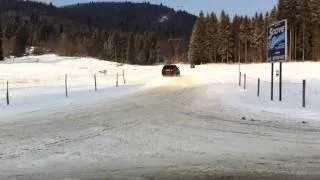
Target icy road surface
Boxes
[1,76,320,180]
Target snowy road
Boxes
[1,76,320,179]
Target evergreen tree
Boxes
[106,31,118,61]
[227,21,235,63]
[310,0,320,59]
[13,25,29,57]
[141,33,150,64]
[239,16,251,63]
[188,11,206,65]
[134,34,144,64]
[86,29,102,57]
[277,0,298,60]
[277,0,298,23]
[205,12,218,63]
[297,0,312,61]
[277,0,286,20]
[147,33,158,64]
[57,33,76,56]
[263,13,270,61]
[126,33,135,64]
[311,0,320,25]
[3,0,320,63]
[218,10,232,63]
[187,0,320,63]
[252,13,265,62]
[119,32,129,63]
[269,7,278,24]
[232,15,242,63]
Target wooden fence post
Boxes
[116,72,119,87]
[239,72,242,86]
[257,78,260,97]
[6,81,9,105]
[303,79,306,108]
[123,69,126,85]
[94,74,97,91]
[244,73,246,90]
[65,74,68,97]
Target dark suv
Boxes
[162,64,180,76]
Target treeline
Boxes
[0,21,3,60]
[189,0,320,64]
[0,22,159,64]
[0,0,196,64]
[58,28,159,65]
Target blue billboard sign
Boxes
[267,20,287,62]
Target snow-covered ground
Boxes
[1,55,320,179]
[1,55,320,121]
[229,62,320,120]
[0,55,167,121]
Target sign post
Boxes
[279,61,282,101]
[271,63,274,101]
[267,20,287,102]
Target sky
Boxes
[39,0,278,17]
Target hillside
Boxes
[0,0,197,64]
[61,2,195,38]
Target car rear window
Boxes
[164,65,177,69]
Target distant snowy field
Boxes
[0,54,320,121]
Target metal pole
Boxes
[258,78,260,97]
[94,74,97,91]
[279,62,282,101]
[271,63,274,101]
[6,81,9,105]
[303,80,306,108]
[65,74,68,97]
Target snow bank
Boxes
[197,62,320,120]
